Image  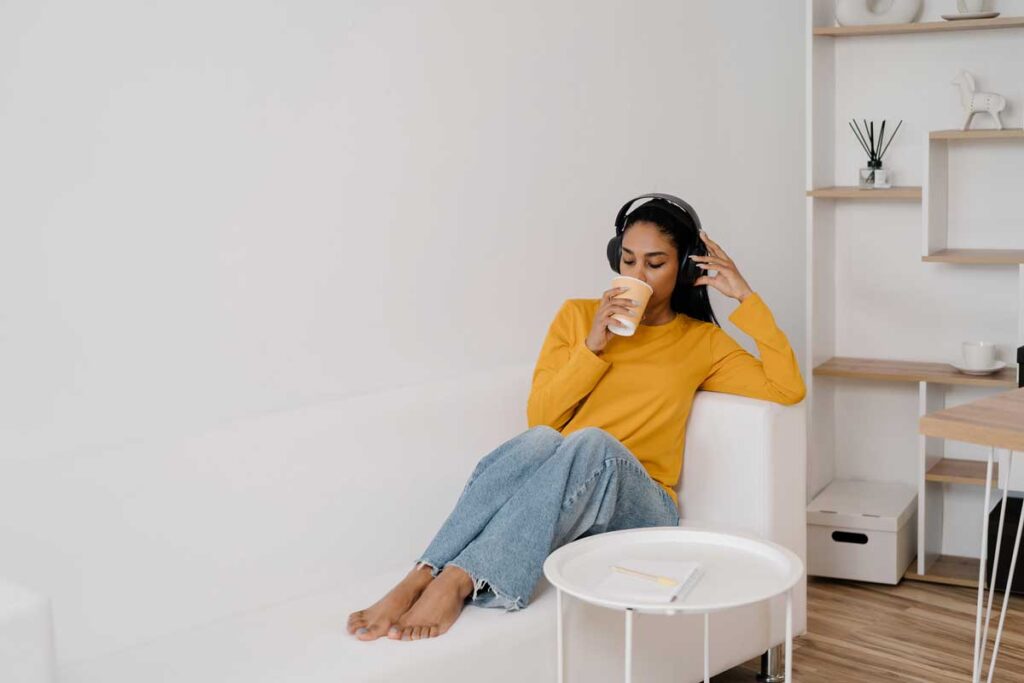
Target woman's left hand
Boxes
[690,230,755,302]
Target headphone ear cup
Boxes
[606,236,622,273]
[679,249,698,284]
[682,241,709,284]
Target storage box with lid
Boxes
[807,479,917,584]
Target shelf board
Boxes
[807,186,921,200]
[930,128,1024,141]
[814,16,1024,37]
[904,554,979,588]
[926,458,996,486]
[813,357,1019,388]
[922,249,1024,265]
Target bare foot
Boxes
[347,564,435,641]
[388,564,475,641]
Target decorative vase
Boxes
[835,0,923,26]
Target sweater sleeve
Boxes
[699,292,806,405]
[527,300,612,430]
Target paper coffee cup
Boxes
[963,341,996,369]
[608,276,654,336]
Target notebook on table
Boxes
[594,559,702,603]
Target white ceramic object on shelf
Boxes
[952,69,1007,130]
[949,360,1007,375]
[834,0,922,26]
[941,11,1000,20]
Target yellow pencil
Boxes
[610,564,680,587]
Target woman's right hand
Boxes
[585,287,637,355]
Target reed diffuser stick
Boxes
[851,121,872,157]
[849,121,872,157]
[877,119,903,161]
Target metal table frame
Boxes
[554,587,794,683]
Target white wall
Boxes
[0,0,807,663]
[0,0,807,466]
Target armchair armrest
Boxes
[678,390,807,634]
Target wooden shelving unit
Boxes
[806,186,922,199]
[922,249,1024,265]
[904,554,980,588]
[814,16,1024,37]
[924,128,1024,263]
[925,458,996,486]
[813,357,1019,388]
[807,1,1024,590]
[931,129,1024,141]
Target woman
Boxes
[347,195,806,642]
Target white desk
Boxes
[919,387,1024,683]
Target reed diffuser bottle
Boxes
[851,119,902,189]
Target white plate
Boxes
[949,360,1006,375]
[941,11,1000,20]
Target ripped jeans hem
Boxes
[414,559,525,612]
[414,558,442,578]
[444,561,526,613]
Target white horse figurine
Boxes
[952,70,1006,131]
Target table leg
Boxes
[973,449,996,683]
[556,588,564,683]
[703,612,709,683]
[624,608,633,683]
[979,449,1011,678]
[785,590,793,683]
[984,450,1023,683]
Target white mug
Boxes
[962,341,997,369]
[958,0,986,13]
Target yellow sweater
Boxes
[526,292,805,508]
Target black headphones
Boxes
[606,192,707,286]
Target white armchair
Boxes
[0,363,805,683]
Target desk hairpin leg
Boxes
[624,608,634,683]
[973,448,1023,683]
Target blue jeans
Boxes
[414,425,681,612]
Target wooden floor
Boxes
[713,577,1024,682]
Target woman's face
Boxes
[619,221,680,309]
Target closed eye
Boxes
[623,259,664,269]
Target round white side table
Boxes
[542,526,804,683]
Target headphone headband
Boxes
[613,192,703,236]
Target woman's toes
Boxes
[346,612,365,634]
[387,625,402,640]
[429,625,439,638]
[356,622,383,640]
